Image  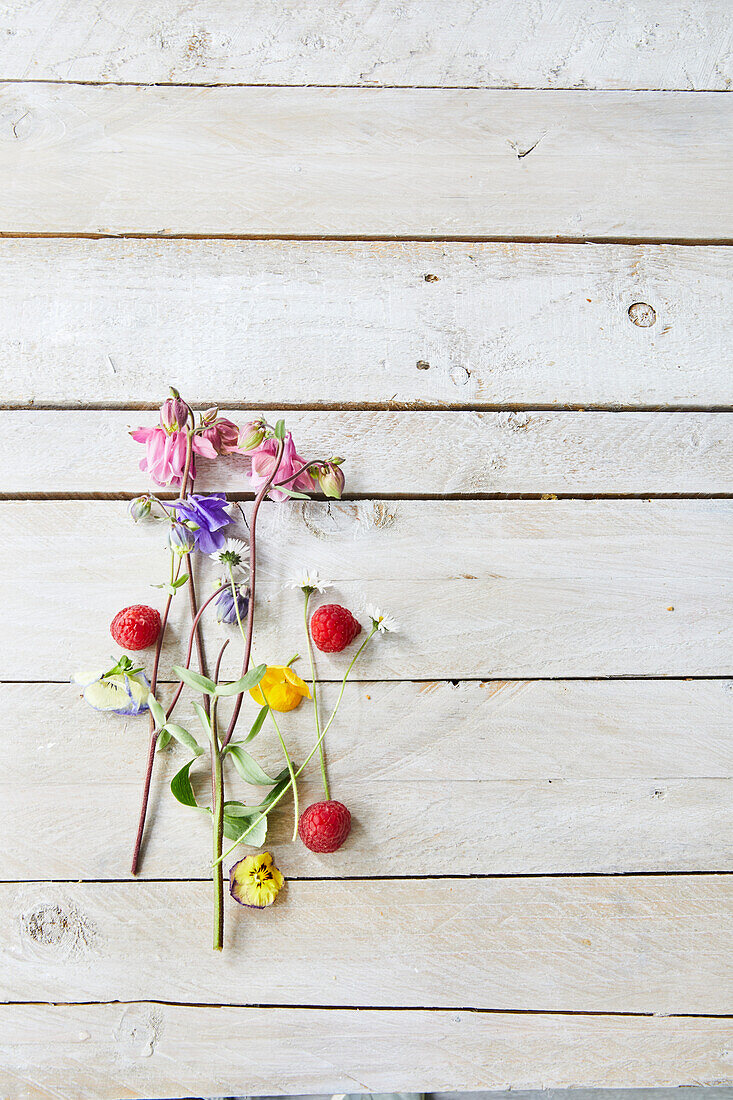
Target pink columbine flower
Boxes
[130,392,195,487]
[193,416,240,459]
[130,424,191,487]
[250,432,314,502]
[160,393,189,433]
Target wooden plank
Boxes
[4,680,731,880]
[2,240,729,408]
[0,1006,730,1099]
[1,499,730,680]
[435,1093,733,1100]
[2,0,730,90]
[0,85,729,237]
[4,410,732,495]
[2,877,730,1010]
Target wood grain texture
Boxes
[3,0,731,89]
[4,410,732,495]
[1,85,730,237]
[3,876,731,1011]
[2,240,729,409]
[2,499,730,680]
[5,680,731,879]
[1,1006,731,1099]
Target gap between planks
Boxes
[1,233,733,245]
[4,82,733,92]
[3,493,733,502]
[9,676,733,684]
[5,871,733,884]
[1,1000,732,1019]
[5,403,733,412]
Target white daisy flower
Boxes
[288,568,333,594]
[365,603,399,633]
[209,537,249,576]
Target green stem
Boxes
[268,709,299,840]
[228,564,248,650]
[321,625,377,740]
[303,591,328,798]
[214,627,377,866]
[211,718,224,951]
[214,722,327,866]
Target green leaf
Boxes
[170,759,198,808]
[242,704,269,744]
[215,663,267,697]
[224,813,267,847]
[276,486,311,500]
[172,665,217,695]
[164,721,204,757]
[223,799,259,818]
[226,745,281,786]
[274,419,285,440]
[147,692,167,730]
[191,701,214,743]
[152,582,176,595]
[172,574,189,589]
[156,728,172,751]
[255,769,292,810]
[106,655,143,678]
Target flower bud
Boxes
[317,461,345,499]
[168,522,195,555]
[201,406,219,424]
[214,583,249,624]
[128,495,152,522]
[238,420,266,452]
[160,394,189,434]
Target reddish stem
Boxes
[273,459,317,489]
[165,586,221,718]
[221,437,285,748]
[130,431,194,875]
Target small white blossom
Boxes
[365,603,398,633]
[287,568,333,593]
[210,537,249,576]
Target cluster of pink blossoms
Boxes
[130,393,344,499]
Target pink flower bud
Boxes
[318,461,345,499]
[238,420,266,451]
[159,393,189,434]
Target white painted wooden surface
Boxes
[4,410,733,494]
[4,876,732,1010]
[4,681,731,879]
[1,85,730,237]
[3,500,731,680]
[2,240,729,408]
[1,2,731,1095]
[3,0,731,88]
[2,1007,730,1100]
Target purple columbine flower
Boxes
[215,583,249,624]
[171,493,233,554]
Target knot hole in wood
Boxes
[628,302,657,327]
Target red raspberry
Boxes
[110,605,161,651]
[298,800,352,853]
[310,604,362,653]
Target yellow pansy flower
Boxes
[249,665,311,712]
[229,852,284,908]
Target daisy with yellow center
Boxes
[229,852,284,908]
[249,665,311,712]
